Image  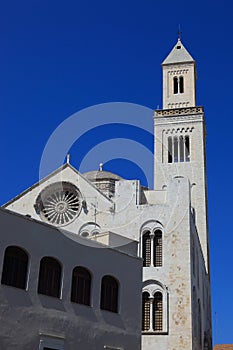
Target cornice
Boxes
[154,107,204,125]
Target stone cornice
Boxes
[154,106,204,125]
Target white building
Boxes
[1,38,212,350]
[0,207,142,350]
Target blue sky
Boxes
[1,0,232,345]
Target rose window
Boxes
[35,182,82,226]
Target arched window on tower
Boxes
[179,76,184,93]
[173,77,178,94]
[174,136,178,162]
[142,285,167,333]
[173,76,184,94]
[100,275,118,313]
[142,292,150,331]
[168,136,173,163]
[185,135,190,162]
[154,230,162,267]
[37,257,62,298]
[1,246,28,289]
[142,231,151,267]
[71,266,91,305]
[179,135,184,162]
[167,133,191,163]
[153,292,163,331]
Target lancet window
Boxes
[173,76,184,94]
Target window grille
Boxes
[154,231,162,267]
[142,292,150,331]
[100,275,118,313]
[71,266,91,305]
[38,257,61,298]
[153,292,163,331]
[1,246,28,289]
[142,232,151,267]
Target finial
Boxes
[177,24,182,40]
[99,162,103,171]
[66,154,70,164]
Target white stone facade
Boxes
[1,38,212,350]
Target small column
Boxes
[150,232,155,267]
[149,296,154,332]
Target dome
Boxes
[83,170,122,198]
[83,170,122,182]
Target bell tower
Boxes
[154,38,210,271]
[162,38,197,109]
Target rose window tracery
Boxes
[35,182,82,226]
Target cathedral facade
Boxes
[1,39,212,350]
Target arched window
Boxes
[168,136,173,163]
[1,246,28,289]
[179,76,184,93]
[154,230,162,267]
[179,135,184,162]
[142,292,150,331]
[173,77,178,94]
[153,292,163,331]
[174,136,178,162]
[100,275,118,313]
[173,76,184,94]
[167,134,191,163]
[142,231,151,267]
[142,286,166,333]
[37,257,62,298]
[185,135,190,162]
[71,266,91,305]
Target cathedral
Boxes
[0,38,212,350]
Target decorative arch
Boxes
[79,222,101,237]
[142,280,168,333]
[140,221,163,268]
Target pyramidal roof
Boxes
[162,38,195,65]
